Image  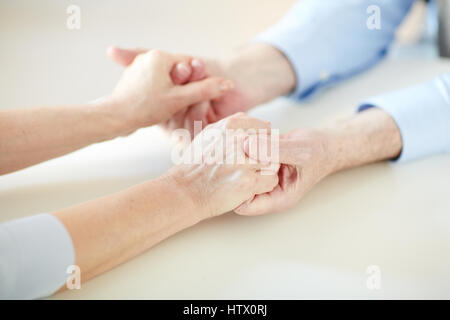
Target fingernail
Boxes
[191,58,203,68]
[220,80,234,91]
[176,63,190,78]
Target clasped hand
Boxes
[107,47,333,216]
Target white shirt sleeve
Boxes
[0,213,75,299]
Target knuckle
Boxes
[134,53,147,63]
[224,115,240,129]
[260,173,277,187]
[168,91,182,105]
[148,49,165,60]
[199,84,211,98]
[150,49,163,56]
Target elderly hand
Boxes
[105,48,233,134]
[167,113,279,218]
[107,44,296,137]
[234,128,335,216]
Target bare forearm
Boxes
[53,172,202,283]
[325,108,402,174]
[0,99,131,175]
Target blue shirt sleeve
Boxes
[255,0,415,99]
[358,73,450,162]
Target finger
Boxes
[106,46,148,66]
[253,172,279,194]
[171,77,234,108]
[236,164,300,216]
[166,107,189,132]
[234,190,278,216]
[258,162,280,176]
[184,102,210,138]
[168,56,205,84]
[244,135,312,165]
[107,47,195,84]
[236,156,277,171]
[170,62,192,85]
[143,51,197,82]
[205,104,218,123]
[189,58,207,81]
[224,113,272,132]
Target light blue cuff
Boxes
[358,74,450,162]
[252,1,331,99]
[254,0,414,100]
[253,35,318,100]
[0,213,75,299]
[253,6,332,100]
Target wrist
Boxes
[163,167,212,222]
[286,128,338,180]
[221,43,296,106]
[321,109,403,174]
[93,96,140,138]
[320,126,352,175]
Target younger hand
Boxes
[106,49,233,133]
[107,44,295,137]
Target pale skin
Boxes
[2,43,403,292]
[107,44,296,137]
[1,47,278,290]
[109,45,403,215]
[54,113,278,284]
[0,49,234,175]
[235,108,402,215]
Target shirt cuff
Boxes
[0,213,75,299]
[254,31,320,100]
[358,74,450,162]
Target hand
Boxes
[107,46,209,85]
[107,44,296,137]
[234,128,335,216]
[235,108,404,216]
[167,113,279,218]
[105,48,233,133]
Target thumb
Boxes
[106,46,148,66]
[171,77,234,108]
[244,135,312,165]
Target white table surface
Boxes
[1,0,450,299]
[1,58,449,299]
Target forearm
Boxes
[0,99,132,175]
[53,172,203,283]
[325,108,402,174]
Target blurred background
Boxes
[0,0,437,110]
[0,0,294,109]
[1,0,449,299]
